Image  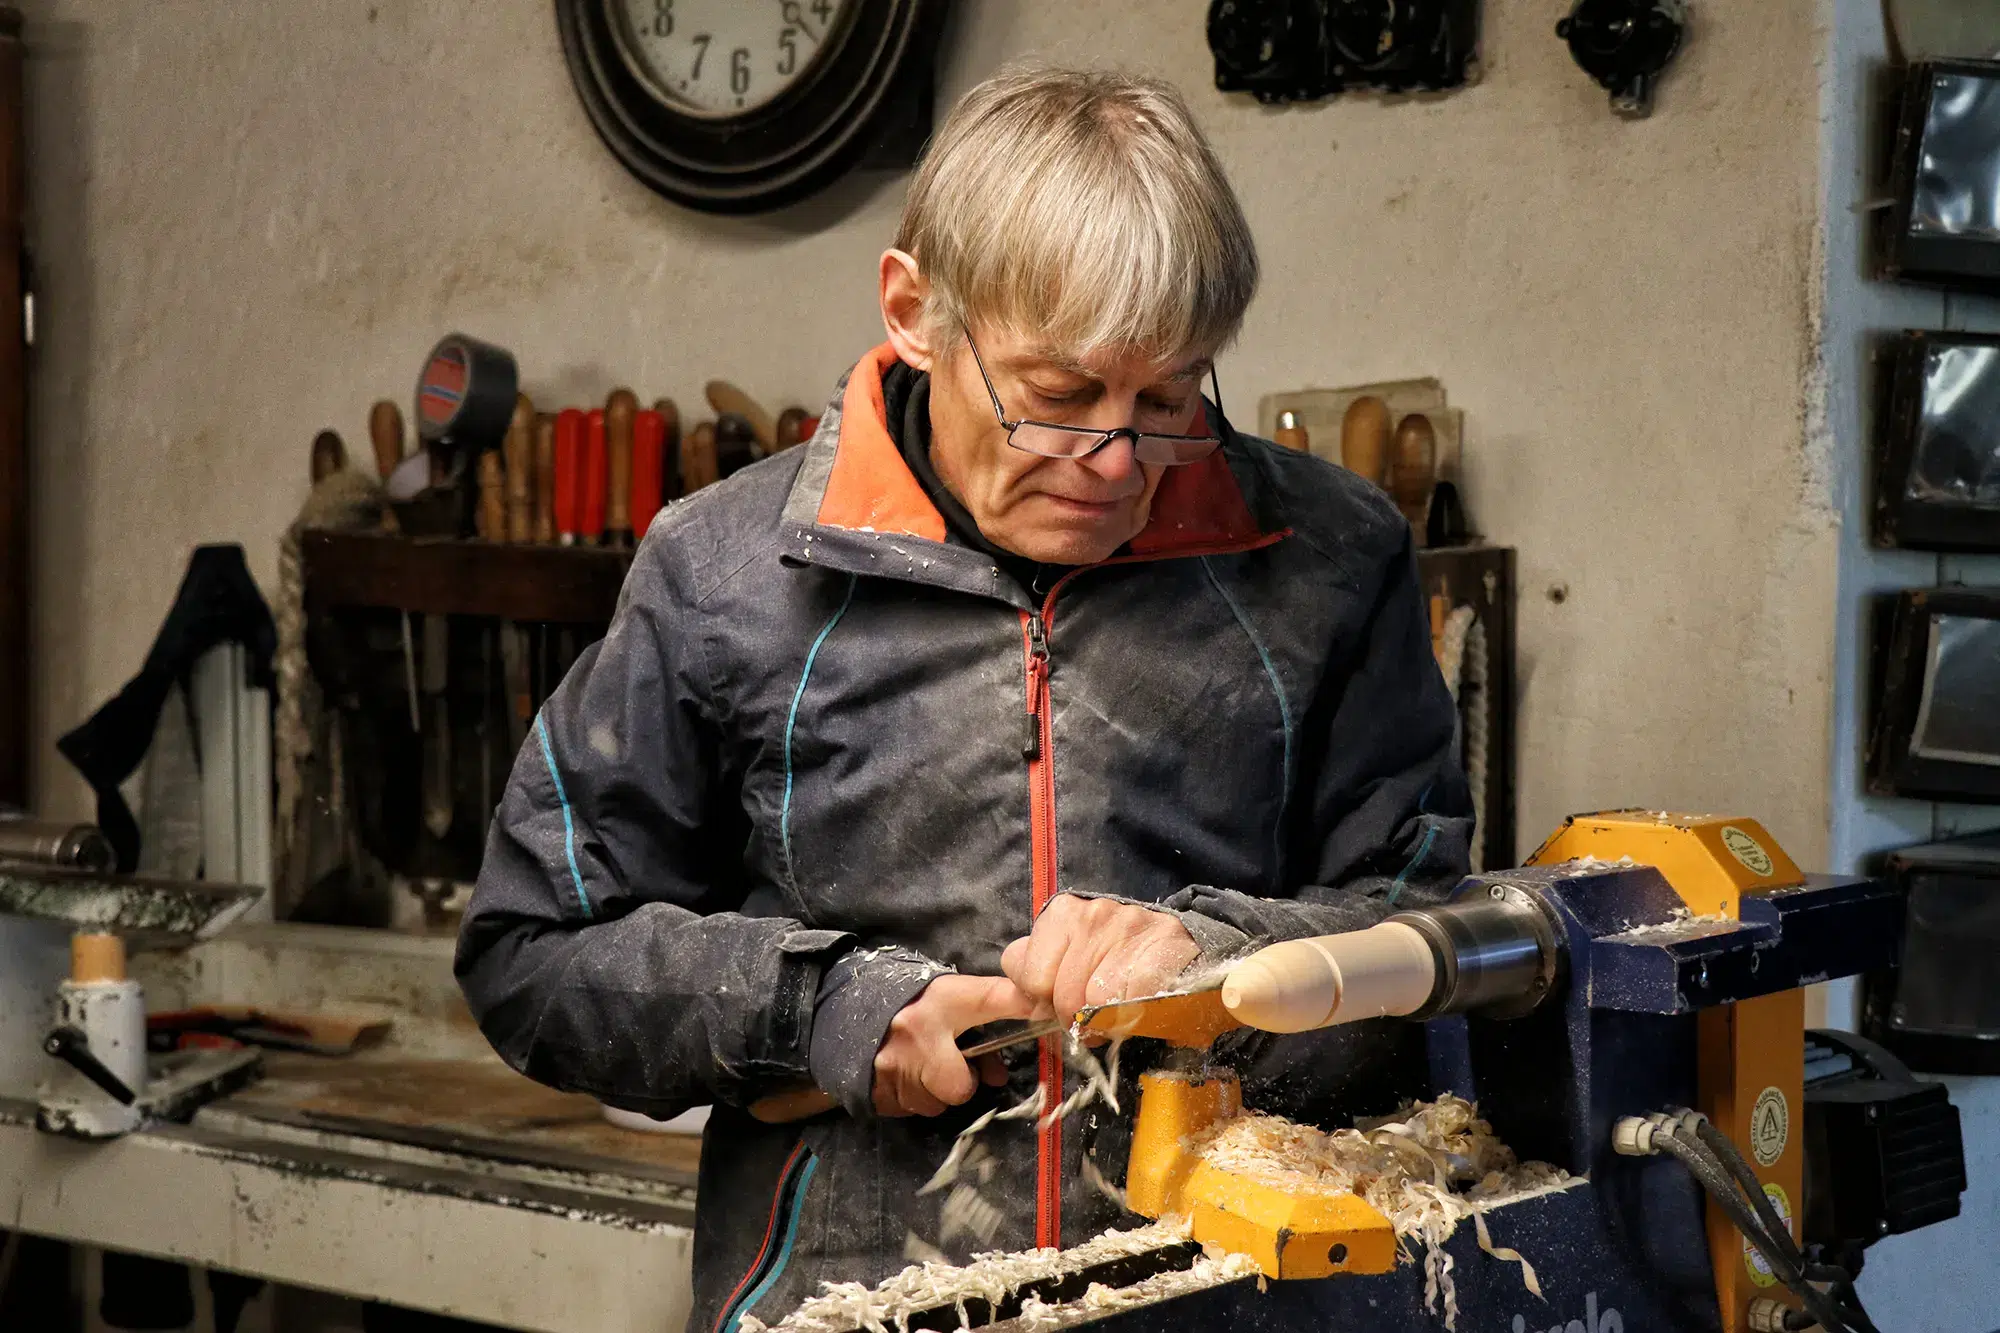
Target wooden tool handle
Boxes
[553,409,584,544]
[748,1083,838,1124]
[533,412,556,544]
[1272,410,1309,453]
[605,388,637,546]
[705,379,775,453]
[504,394,535,543]
[682,421,719,494]
[477,450,505,541]
[774,406,809,452]
[310,429,347,483]
[368,400,404,479]
[1390,413,1436,526]
[1340,396,1392,487]
[653,397,682,497]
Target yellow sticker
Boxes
[1751,1087,1789,1167]
[1742,1183,1792,1288]
[1720,826,1774,877]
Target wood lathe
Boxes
[773,813,1965,1333]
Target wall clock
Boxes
[556,0,949,215]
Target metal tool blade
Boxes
[958,1018,1067,1060]
[1075,979,1239,1048]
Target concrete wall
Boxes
[18,0,1839,869]
[1819,2,2000,1326]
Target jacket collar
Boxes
[780,343,1282,599]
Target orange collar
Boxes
[813,343,1270,554]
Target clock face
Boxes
[611,0,855,119]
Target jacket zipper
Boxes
[1022,605,1060,1249]
[1017,532,1292,1254]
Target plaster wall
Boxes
[17,0,1837,868]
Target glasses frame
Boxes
[964,331,1227,467]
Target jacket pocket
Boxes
[713,1143,820,1333]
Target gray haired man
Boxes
[457,64,1471,1332]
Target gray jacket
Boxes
[456,345,1472,1333]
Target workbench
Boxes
[0,923,702,1332]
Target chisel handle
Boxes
[533,412,557,544]
[504,393,535,543]
[554,409,585,545]
[582,408,608,544]
[369,400,405,479]
[633,409,666,541]
[605,388,637,548]
[477,450,505,541]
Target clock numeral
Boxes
[812,0,833,23]
[651,0,672,38]
[690,32,710,79]
[778,28,798,76]
[731,47,751,95]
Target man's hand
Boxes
[1000,895,1201,1023]
[873,974,1036,1118]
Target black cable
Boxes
[1692,1119,1805,1269]
[1652,1134,1862,1333]
[1681,1120,1883,1333]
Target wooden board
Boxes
[220,1054,702,1178]
[303,529,632,623]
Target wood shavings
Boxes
[1006,1251,1264,1333]
[758,1218,1196,1333]
[1080,1154,1127,1209]
[1187,1094,1573,1331]
[919,1035,1125,1197]
[939,1183,1005,1248]
[919,1088,1045,1196]
[903,1232,950,1265]
[1608,906,1735,940]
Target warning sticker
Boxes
[1751,1086,1789,1167]
[1720,826,1774,877]
[1743,1183,1793,1287]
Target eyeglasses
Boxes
[965,331,1226,466]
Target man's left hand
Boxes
[1000,894,1201,1022]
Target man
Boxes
[457,65,1470,1332]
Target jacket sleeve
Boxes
[454,535,941,1119]
[1163,528,1474,956]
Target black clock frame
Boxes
[555,0,947,215]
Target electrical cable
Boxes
[1683,1120,1882,1333]
[1650,1133,1862,1333]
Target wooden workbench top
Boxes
[215,1053,703,1181]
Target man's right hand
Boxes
[873,974,1035,1117]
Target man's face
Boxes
[925,327,1211,566]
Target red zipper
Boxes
[1017,529,1291,1253]
[1021,605,1061,1249]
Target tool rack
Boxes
[299,531,633,920]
